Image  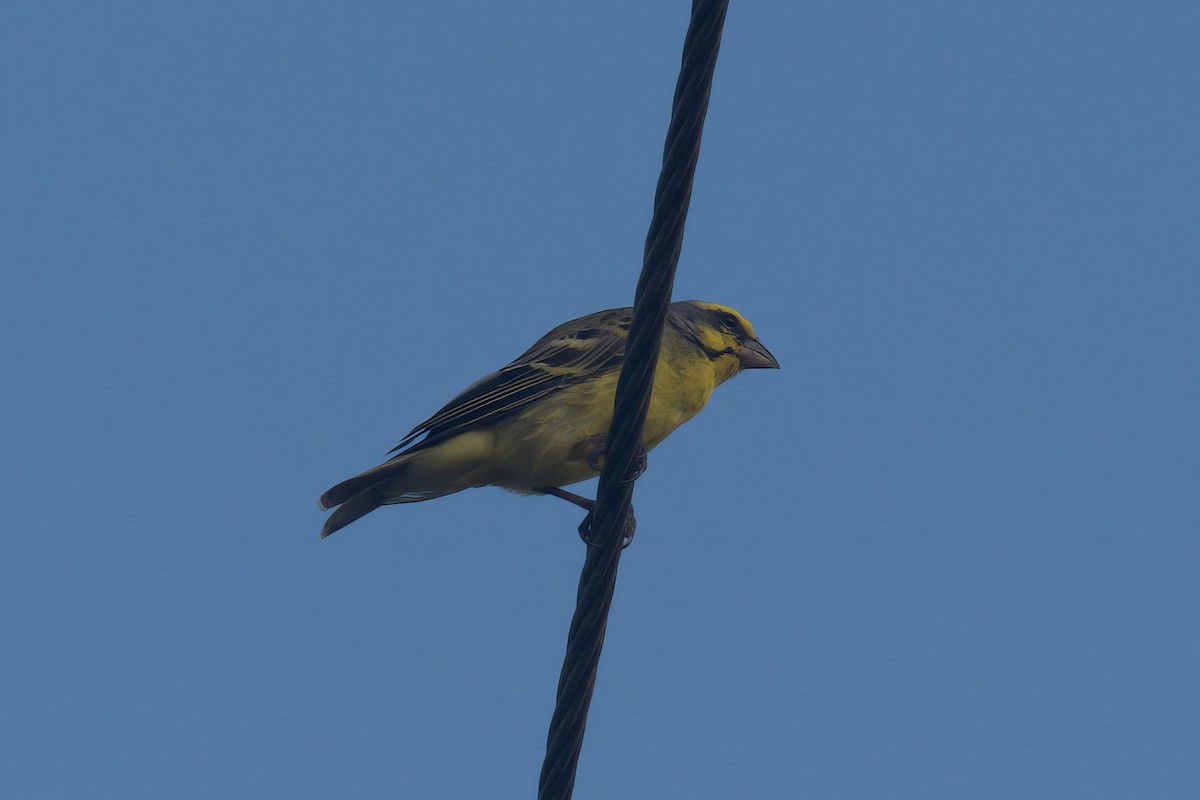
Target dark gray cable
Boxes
[537,3,730,798]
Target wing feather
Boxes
[390,308,631,453]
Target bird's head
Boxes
[671,300,780,382]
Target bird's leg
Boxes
[537,486,595,512]
[535,486,637,549]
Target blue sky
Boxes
[3,2,1198,798]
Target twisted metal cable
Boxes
[537,2,730,798]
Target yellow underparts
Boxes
[397,344,741,496]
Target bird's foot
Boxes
[627,447,648,482]
[576,507,637,549]
[537,486,636,549]
[584,435,606,472]
[584,435,649,482]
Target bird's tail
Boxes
[318,450,466,538]
[318,456,413,538]
[320,483,391,538]
[320,457,407,511]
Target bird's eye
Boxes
[719,312,739,332]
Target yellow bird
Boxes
[319,300,778,537]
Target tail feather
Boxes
[319,457,410,511]
[320,484,389,538]
[318,448,473,537]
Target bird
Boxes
[318,300,779,538]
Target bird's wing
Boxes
[390,309,631,453]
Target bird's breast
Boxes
[642,358,715,449]
[487,352,718,491]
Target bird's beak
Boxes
[738,338,780,370]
